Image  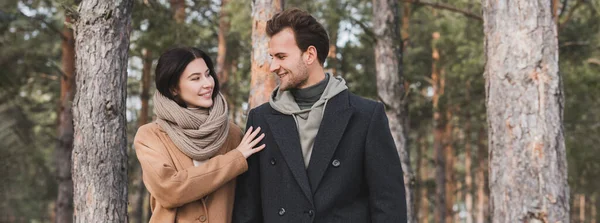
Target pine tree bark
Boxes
[482,1,569,222]
[56,15,76,223]
[372,0,415,221]
[72,0,133,222]
[248,0,282,109]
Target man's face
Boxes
[268,28,309,91]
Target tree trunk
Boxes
[579,194,586,223]
[72,0,133,222]
[431,31,446,223]
[372,0,415,221]
[401,0,411,51]
[592,194,597,223]
[170,0,186,23]
[482,1,569,222]
[444,107,455,223]
[248,0,282,109]
[475,127,487,223]
[417,136,430,223]
[56,15,76,223]
[455,180,462,223]
[217,0,230,86]
[325,0,340,77]
[130,48,152,223]
[464,83,474,223]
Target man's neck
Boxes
[291,73,329,110]
[299,68,326,90]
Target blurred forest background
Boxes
[0,0,598,222]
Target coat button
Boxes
[278,208,286,216]
[199,215,207,222]
[332,159,341,167]
[308,209,314,217]
[270,158,276,165]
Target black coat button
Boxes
[270,158,276,165]
[278,208,286,216]
[332,159,341,167]
[308,210,314,217]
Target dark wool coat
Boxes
[233,90,407,223]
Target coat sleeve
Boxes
[232,109,264,223]
[364,102,408,223]
[134,124,248,209]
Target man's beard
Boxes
[280,61,309,91]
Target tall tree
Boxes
[372,0,415,221]
[475,126,488,223]
[431,30,447,223]
[248,0,283,109]
[217,0,230,86]
[464,81,474,223]
[443,107,455,223]
[482,1,569,222]
[72,0,133,221]
[55,13,76,223]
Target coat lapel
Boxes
[307,90,354,192]
[265,112,314,204]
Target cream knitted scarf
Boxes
[153,91,229,160]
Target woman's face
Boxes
[174,58,215,109]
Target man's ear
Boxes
[304,46,318,65]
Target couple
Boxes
[134,8,407,223]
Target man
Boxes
[233,8,407,223]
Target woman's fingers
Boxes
[248,133,265,147]
[247,126,262,142]
[241,126,254,144]
[252,144,266,153]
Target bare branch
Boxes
[559,0,584,30]
[404,0,483,21]
[347,16,376,42]
[17,9,69,41]
[586,58,600,66]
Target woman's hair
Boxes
[155,47,220,107]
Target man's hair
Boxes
[266,8,330,66]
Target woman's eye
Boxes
[191,77,199,81]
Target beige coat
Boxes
[134,122,247,223]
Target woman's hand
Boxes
[236,126,266,158]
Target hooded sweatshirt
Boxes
[269,73,348,168]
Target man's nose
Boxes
[269,60,280,73]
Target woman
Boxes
[134,47,265,223]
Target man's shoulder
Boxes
[248,102,274,115]
[347,92,381,112]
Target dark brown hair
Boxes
[155,47,220,107]
[266,8,329,65]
